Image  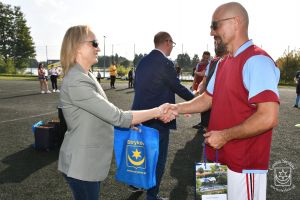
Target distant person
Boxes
[191,51,210,91]
[109,62,117,88]
[294,70,300,108]
[191,51,210,129]
[132,31,194,200]
[58,25,176,200]
[97,70,101,83]
[194,37,228,133]
[38,63,51,94]
[128,68,133,88]
[49,65,60,92]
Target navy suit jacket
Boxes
[132,49,194,130]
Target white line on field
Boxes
[0,111,57,124]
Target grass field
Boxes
[0,79,299,200]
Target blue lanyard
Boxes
[203,144,218,169]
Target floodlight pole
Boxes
[103,36,106,77]
[133,43,136,70]
[286,45,289,83]
[112,44,114,63]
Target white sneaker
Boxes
[53,89,56,92]
[46,90,52,94]
[41,91,45,94]
[56,89,60,92]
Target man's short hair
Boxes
[203,51,211,56]
[154,31,171,46]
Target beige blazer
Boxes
[58,64,132,181]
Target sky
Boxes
[2,0,300,62]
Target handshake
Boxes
[156,103,179,123]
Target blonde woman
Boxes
[58,25,176,200]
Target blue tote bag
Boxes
[114,125,159,189]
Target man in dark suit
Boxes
[132,31,194,200]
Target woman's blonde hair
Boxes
[60,25,91,76]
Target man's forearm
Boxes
[177,93,212,114]
[222,102,279,142]
[203,102,279,149]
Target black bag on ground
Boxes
[34,125,55,151]
[48,120,62,147]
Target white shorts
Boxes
[228,168,267,200]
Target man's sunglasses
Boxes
[210,17,235,30]
[84,40,99,48]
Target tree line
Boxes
[276,49,300,84]
[0,2,35,73]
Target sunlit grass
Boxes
[0,75,37,81]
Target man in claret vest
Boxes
[192,51,210,91]
[167,2,280,200]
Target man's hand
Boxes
[158,103,178,123]
[204,130,229,149]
